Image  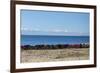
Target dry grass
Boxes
[21,48,89,63]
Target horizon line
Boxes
[21,34,89,36]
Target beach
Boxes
[21,35,89,63]
[21,48,89,63]
[20,10,90,63]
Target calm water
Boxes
[21,35,89,45]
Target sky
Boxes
[21,10,90,36]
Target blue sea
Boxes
[21,35,89,45]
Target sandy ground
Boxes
[21,48,89,63]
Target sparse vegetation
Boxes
[21,48,89,63]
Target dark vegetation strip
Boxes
[21,44,89,50]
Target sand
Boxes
[21,48,89,63]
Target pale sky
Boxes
[21,10,90,36]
